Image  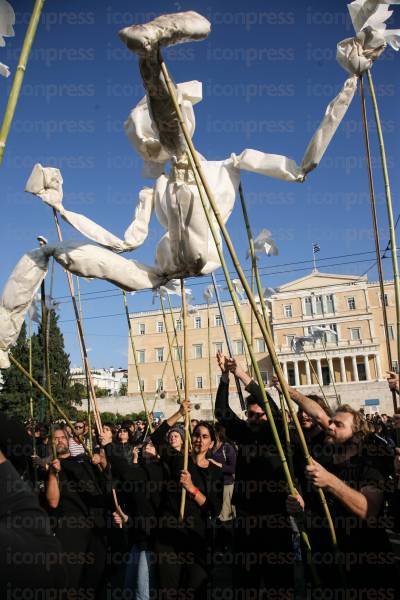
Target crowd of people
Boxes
[1,358,399,600]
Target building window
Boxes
[138,379,145,392]
[388,325,394,341]
[315,295,323,315]
[178,377,184,390]
[155,347,164,362]
[325,294,335,313]
[156,378,163,392]
[214,342,223,355]
[137,350,145,364]
[392,361,399,374]
[257,338,266,353]
[195,316,202,329]
[347,297,356,311]
[287,367,296,386]
[138,323,145,335]
[196,376,203,389]
[175,319,182,331]
[215,314,222,327]
[325,324,338,343]
[193,344,203,359]
[284,304,293,318]
[350,328,361,341]
[215,373,222,386]
[381,293,389,307]
[157,321,164,333]
[175,346,183,361]
[235,340,244,355]
[260,371,268,384]
[304,297,313,316]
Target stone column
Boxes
[294,360,300,386]
[305,360,311,385]
[375,354,382,380]
[352,356,359,382]
[283,362,288,381]
[364,355,371,381]
[328,357,335,384]
[316,359,323,384]
[339,357,346,383]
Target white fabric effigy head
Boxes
[25,163,63,209]
[118,11,210,55]
[125,80,202,177]
[337,26,387,75]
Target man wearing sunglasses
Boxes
[215,353,294,599]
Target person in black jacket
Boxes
[215,353,295,599]
[151,401,223,600]
[104,434,164,598]
[46,425,110,597]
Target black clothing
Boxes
[49,454,110,595]
[112,441,135,464]
[300,441,398,597]
[1,459,67,595]
[105,443,164,547]
[215,378,294,596]
[151,420,223,599]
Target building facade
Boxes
[71,367,128,396]
[127,271,397,416]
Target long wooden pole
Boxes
[159,57,337,553]
[51,210,102,435]
[160,295,182,404]
[179,279,190,521]
[76,276,93,452]
[211,272,246,411]
[206,301,215,422]
[360,71,400,412]
[0,0,46,164]
[10,354,92,457]
[123,291,153,432]
[166,294,185,380]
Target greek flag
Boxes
[312,242,320,254]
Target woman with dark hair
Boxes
[151,401,223,600]
[114,426,136,464]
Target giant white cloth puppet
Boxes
[0,8,394,367]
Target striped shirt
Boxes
[68,437,85,457]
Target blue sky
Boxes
[0,0,399,368]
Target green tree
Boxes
[0,322,38,420]
[119,381,128,396]
[0,311,80,422]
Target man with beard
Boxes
[284,400,398,599]
[46,426,109,597]
[215,353,294,599]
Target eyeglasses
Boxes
[75,425,84,430]
[246,410,266,419]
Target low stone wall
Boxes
[79,379,395,421]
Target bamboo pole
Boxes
[159,56,338,554]
[320,337,340,405]
[367,70,400,364]
[211,272,246,411]
[364,72,399,411]
[123,291,153,432]
[166,294,185,381]
[51,210,102,435]
[302,348,330,408]
[0,0,46,164]
[160,294,182,404]
[206,301,215,423]
[28,316,38,483]
[10,354,93,457]
[76,276,93,453]
[179,279,190,521]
